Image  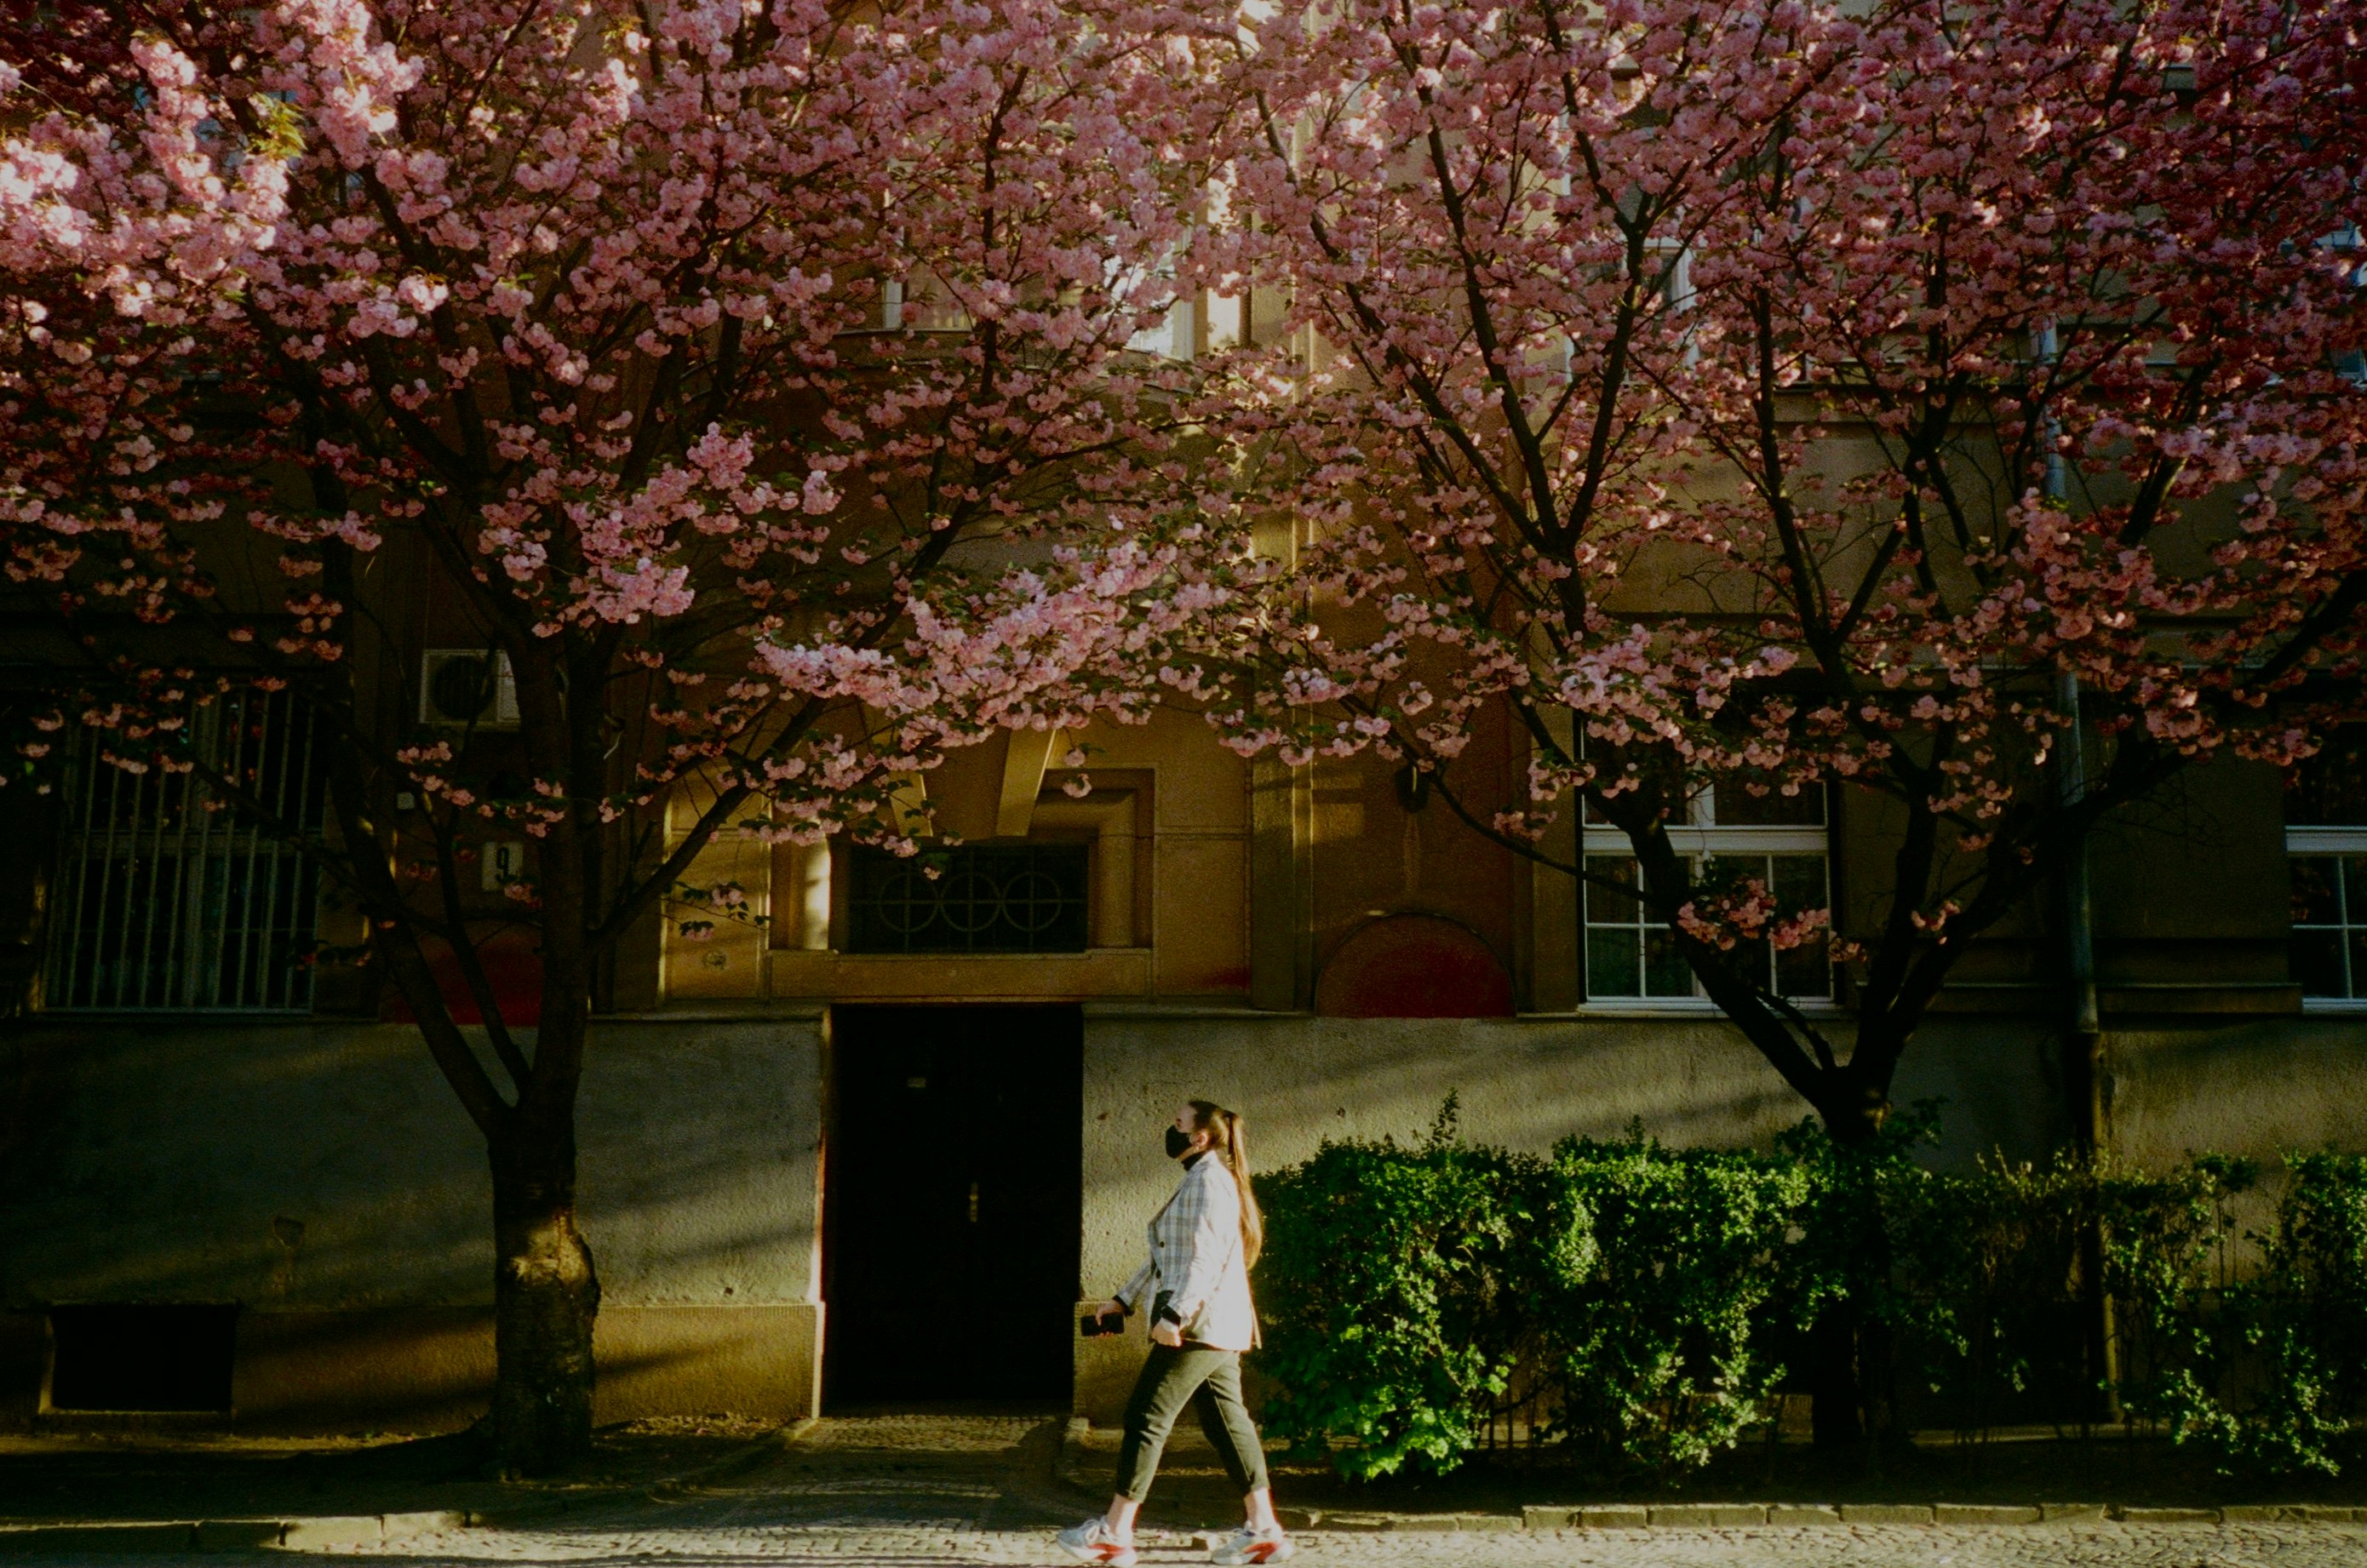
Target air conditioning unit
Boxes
[419,650,519,728]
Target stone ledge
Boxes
[1934,1504,2043,1525]
[1649,1504,1768,1527]
[1511,1502,2367,1531]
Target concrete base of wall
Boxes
[594,1303,821,1427]
[236,1308,493,1434]
[1,1303,822,1434]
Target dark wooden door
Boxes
[822,1004,1083,1405]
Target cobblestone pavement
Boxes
[314,1519,2367,1568]
[9,1415,2366,1566]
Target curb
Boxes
[0,1417,824,1554]
[1052,1425,2365,1534]
[0,1510,472,1555]
[1504,1502,2367,1531]
[1273,1503,2367,1531]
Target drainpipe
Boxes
[2055,672,2102,1062]
[2045,318,2118,1420]
[2055,672,2118,1426]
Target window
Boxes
[847,843,1090,954]
[1583,780,1831,1004]
[2285,731,2367,1005]
[47,1304,238,1413]
[45,690,324,1013]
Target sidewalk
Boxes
[2,1413,2362,1561]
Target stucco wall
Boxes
[4,1002,2358,1433]
[0,1015,824,1429]
[1069,1007,2069,1422]
[2106,1017,2367,1163]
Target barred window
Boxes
[847,843,1089,954]
[46,691,323,1013]
[1583,781,1831,1004]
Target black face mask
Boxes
[1165,1125,1192,1159]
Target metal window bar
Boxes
[46,691,323,1013]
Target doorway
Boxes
[822,1004,1083,1405]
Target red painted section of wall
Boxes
[1312,913,1514,1018]
[382,936,543,1026]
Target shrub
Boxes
[1253,1097,1560,1478]
[2158,1153,2367,1477]
[1879,1154,2100,1434]
[1250,1100,2364,1480]
[1536,1135,1807,1474]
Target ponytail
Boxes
[1189,1099,1264,1268]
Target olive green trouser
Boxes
[1115,1344,1269,1502]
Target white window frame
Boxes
[1579,780,1835,1013]
[2285,825,2367,1011]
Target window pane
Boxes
[1588,928,1642,998]
[849,844,1089,953]
[1777,933,1831,999]
[2288,732,2367,826]
[2294,930,2348,997]
[2346,858,2367,920]
[1585,856,1640,924]
[1736,936,1774,995]
[1772,854,1827,912]
[2292,856,2343,926]
[1714,783,1825,827]
[1644,928,1694,997]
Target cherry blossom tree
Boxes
[0,0,1246,1470]
[1205,0,2365,1146]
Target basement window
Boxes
[47,1304,238,1413]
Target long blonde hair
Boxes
[1188,1099,1264,1268]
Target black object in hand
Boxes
[1080,1311,1120,1338]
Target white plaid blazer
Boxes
[1115,1153,1259,1351]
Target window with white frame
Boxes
[1582,779,1831,1004]
[2285,731,2367,1005]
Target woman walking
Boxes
[1058,1101,1292,1568]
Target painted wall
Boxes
[1069,1006,2075,1422]
[3,1001,2359,1433]
[0,1015,824,1430]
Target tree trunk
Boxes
[1808,1308,1863,1449]
[1809,1069,1896,1452]
[489,1121,600,1476]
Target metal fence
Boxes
[44,690,323,1013]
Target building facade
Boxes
[3,684,2365,1432]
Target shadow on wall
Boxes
[0,1020,828,1313]
[1074,1011,2073,1308]
[217,1303,822,1433]
[2109,1017,2367,1166]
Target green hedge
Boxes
[1252,1102,2367,1481]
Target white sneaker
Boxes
[1057,1519,1138,1568]
[1210,1525,1295,1565]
